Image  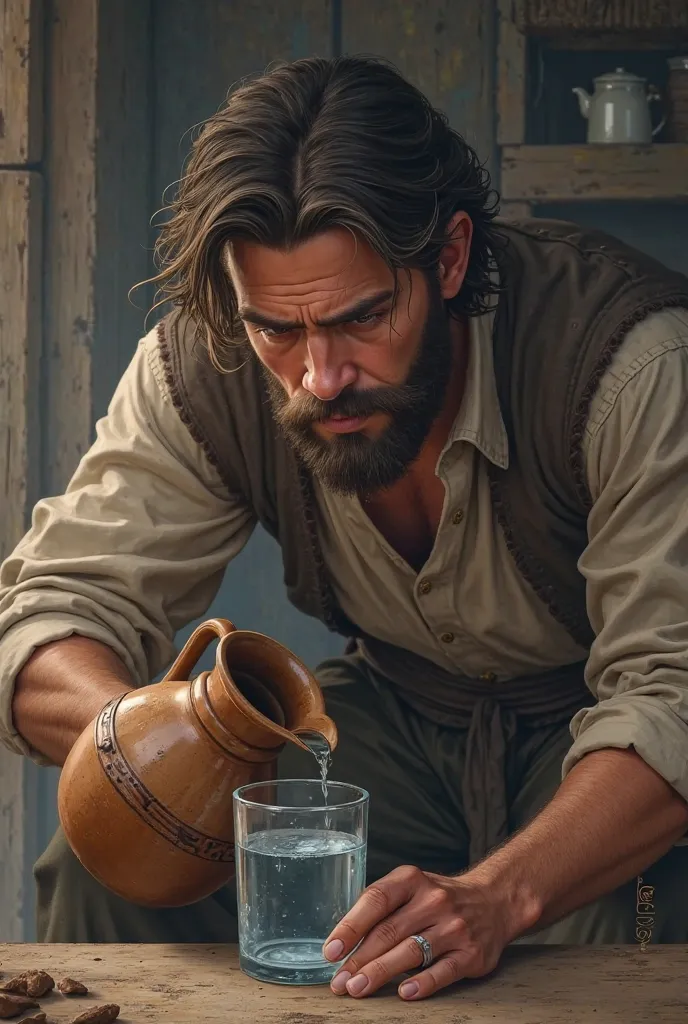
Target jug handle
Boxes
[162,618,236,682]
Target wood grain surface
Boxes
[0,0,43,943]
[0,0,43,164]
[501,143,688,201]
[515,0,688,33]
[0,170,41,562]
[42,0,98,495]
[0,944,686,1023]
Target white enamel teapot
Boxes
[573,68,665,144]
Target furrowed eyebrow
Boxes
[239,289,394,331]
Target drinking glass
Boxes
[234,779,368,985]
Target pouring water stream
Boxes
[300,732,332,802]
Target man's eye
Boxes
[260,326,295,340]
[353,312,383,326]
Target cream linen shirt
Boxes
[2,308,688,810]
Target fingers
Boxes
[324,865,505,1001]
[330,926,446,998]
[323,865,422,963]
[398,953,470,1001]
[332,901,431,980]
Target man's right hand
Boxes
[12,635,134,766]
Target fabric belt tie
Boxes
[357,636,593,864]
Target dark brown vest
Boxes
[158,219,688,654]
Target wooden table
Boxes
[0,944,686,1023]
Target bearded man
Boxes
[2,55,688,1002]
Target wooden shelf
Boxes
[515,0,688,36]
[500,144,688,202]
[543,29,688,50]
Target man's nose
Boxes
[302,336,357,400]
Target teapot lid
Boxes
[594,67,645,85]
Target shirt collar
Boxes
[445,296,509,470]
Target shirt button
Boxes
[452,509,464,525]
[440,632,455,644]
[480,671,496,682]
[418,578,432,595]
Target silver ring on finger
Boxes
[409,933,433,969]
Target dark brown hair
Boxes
[145,54,501,368]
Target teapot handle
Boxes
[162,618,236,682]
[649,84,667,138]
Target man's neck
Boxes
[408,315,470,483]
[358,318,471,573]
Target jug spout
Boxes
[214,629,339,756]
[293,713,339,755]
[572,86,591,118]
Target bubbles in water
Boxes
[237,828,366,984]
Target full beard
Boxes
[262,290,454,497]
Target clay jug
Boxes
[57,618,338,908]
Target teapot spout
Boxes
[572,86,591,118]
[293,714,339,755]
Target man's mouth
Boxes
[318,414,371,435]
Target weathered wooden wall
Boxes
[0,0,43,163]
[341,0,496,169]
[42,0,98,496]
[0,171,42,942]
[0,176,42,562]
[0,0,43,943]
[91,0,154,424]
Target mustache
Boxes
[274,382,428,431]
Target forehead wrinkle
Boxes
[247,277,357,302]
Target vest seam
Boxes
[157,317,226,480]
[568,293,688,511]
[584,334,688,444]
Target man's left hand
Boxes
[322,864,534,1001]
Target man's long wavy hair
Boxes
[144,55,501,370]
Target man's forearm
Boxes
[471,747,688,936]
[12,636,134,767]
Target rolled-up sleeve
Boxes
[0,328,255,760]
[562,308,688,813]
